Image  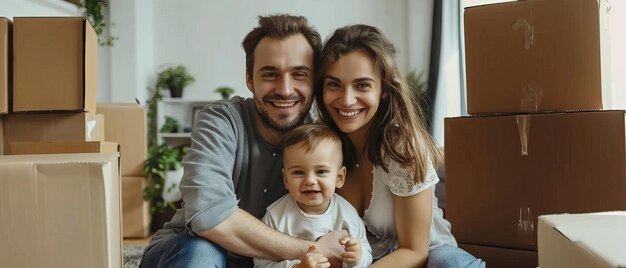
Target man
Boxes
[140,14,346,267]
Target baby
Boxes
[254,124,372,268]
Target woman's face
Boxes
[322,50,383,135]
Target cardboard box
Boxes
[13,17,97,113]
[2,112,104,154]
[97,103,147,176]
[9,141,118,155]
[0,18,11,114]
[459,243,537,268]
[0,153,121,268]
[538,212,626,268]
[464,0,611,114]
[445,110,626,250]
[0,116,4,154]
[122,176,151,238]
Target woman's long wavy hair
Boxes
[315,24,440,184]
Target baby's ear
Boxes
[336,166,347,188]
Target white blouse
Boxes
[363,160,457,259]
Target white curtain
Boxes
[431,0,464,146]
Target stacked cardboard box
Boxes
[98,103,151,238]
[0,17,10,115]
[13,17,96,113]
[0,17,124,267]
[446,0,617,267]
[1,17,103,154]
[463,0,611,114]
[0,18,11,155]
[0,153,121,268]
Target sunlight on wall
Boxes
[609,1,626,109]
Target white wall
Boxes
[108,0,154,103]
[610,0,626,109]
[407,0,433,76]
[0,0,78,16]
[138,0,426,101]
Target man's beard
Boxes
[256,103,309,132]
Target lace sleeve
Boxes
[384,160,439,197]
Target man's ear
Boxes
[282,168,289,189]
[336,166,347,188]
[246,71,254,93]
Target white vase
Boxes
[162,167,184,203]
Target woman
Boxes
[315,24,485,267]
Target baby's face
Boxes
[282,140,345,214]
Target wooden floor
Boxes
[123,235,152,246]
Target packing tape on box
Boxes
[512,18,534,50]
[516,115,531,156]
[516,83,543,156]
[520,82,543,113]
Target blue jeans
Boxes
[139,231,227,268]
[427,245,486,268]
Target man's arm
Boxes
[200,209,348,262]
[181,103,346,261]
[200,208,312,260]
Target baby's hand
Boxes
[295,245,331,268]
[340,237,361,265]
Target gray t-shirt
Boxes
[147,97,288,266]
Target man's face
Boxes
[246,34,314,133]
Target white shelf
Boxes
[160,133,192,138]
[157,98,215,146]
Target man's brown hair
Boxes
[242,14,322,77]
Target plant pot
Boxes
[151,200,182,232]
[169,87,183,98]
[162,168,184,203]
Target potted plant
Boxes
[156,65,195,98]
[143,144,184,214]
[160,116,181,133]
[76,0,118,46]
[214,86,235,99]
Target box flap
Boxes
[0,152,119,164]
[9,141,119,155]
[541,212,626,267]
